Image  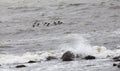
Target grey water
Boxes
[0,0,120,71]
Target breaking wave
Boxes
[0,34,120,65]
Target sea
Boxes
[0,0,120,71]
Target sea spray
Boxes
[1,34,120,65]
[59,34,97,57]
[59,34,120,58]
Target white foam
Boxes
[59,34,120,58]
[60,34,96,56]
[0,34,120,65]
[0,50,62,64]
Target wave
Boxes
[0,34,120,65]
[59,34,120,58]
[0,50,62,64]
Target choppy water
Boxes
[0,0,120,71]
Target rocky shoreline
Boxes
[0,51,118,69]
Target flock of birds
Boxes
[32,20,64,28]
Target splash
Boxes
[59,34,96,56]
[59,34,120,58]
[0,34,120,65]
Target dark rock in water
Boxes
[61,51,75,61]
[113,63,120,68]
[53,22,57,25]
[44,22,48,25]
[28,60,36,63]
[84,55,96,60]
[46,23,50,27]
[16,65,26,68]
[113,56,120,61]
[32,24,35,28]
[113,63,117,66]
[58,21,63,25]
[37,23,40,26]
[46,56,57,61]
[117,64,120,68]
